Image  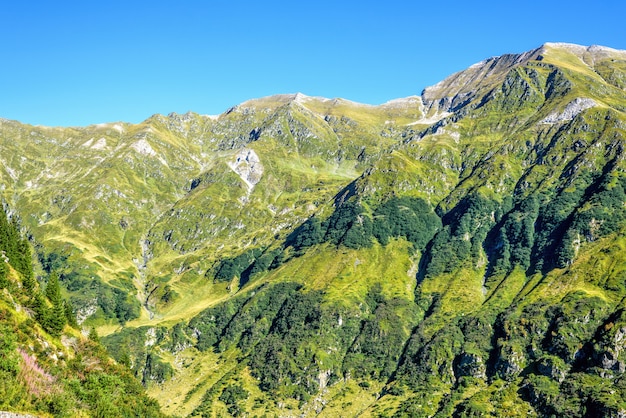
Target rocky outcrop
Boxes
[226,148,263,192]
[536,356,567,382]
[131,138,157,157]
[540,98,597,124]
[453,352,486,379]
[421,46,543,114]
[494,345,525,380]
[594,324,626,373]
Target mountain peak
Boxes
[381,95,422,106]
[235,93,379,114]
[541,42,589,53]
[421,42,626,116]
[541,41,626,56]
[538,42,626,70]
[238,93,319,110]
[421,46,543,114]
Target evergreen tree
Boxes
[45,272,61,301]
[64,300,79,328]
[88,327,100,343]
[30,291,48,325]
[2,214,18,261]
[0,210,12,289]
[0,211,9,256]
[15,237,34,290]
[21,270,35,293]
[0,258,8,288]
[0,208,34,289]
[45,272,66,335]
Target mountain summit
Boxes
[2,43,626,416]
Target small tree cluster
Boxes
[0,208,34,290]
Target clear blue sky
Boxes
[1,0,625,127]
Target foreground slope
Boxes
[0,209,164,417]
[3,42,626,416]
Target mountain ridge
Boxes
[2,42,622,130]
[2,42,626,417]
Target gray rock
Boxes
[495,345,524,380]
[454,352,486,380]
[541,98,597,124]
[536,356,567,382]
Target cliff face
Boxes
[2,43,626,416]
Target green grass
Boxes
[147,347,239,417]
[258,239,417,307]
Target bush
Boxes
[219,384,248,415]
[0,325,18,374]
[214,248,262,282]
[372,196,441,249]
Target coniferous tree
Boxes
[0,258,8,288]
[31,291,48,325]
[64,299,78,328]
[88,326,100,343]
[0,213,8,255]
[16,237,34,290]
[3,215,18,261]
[0,210,11,289]
[0,208,34,289]
[21,270,35,293]
[45,272,61,301]
[7,218,21,270]
[45,272,66,335]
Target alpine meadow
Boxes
[3,42,626,417]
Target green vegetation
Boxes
[0,209,33,288]
[208,196,439,289]
[4,43,626,416]
[0,206,165,417]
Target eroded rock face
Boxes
[131,138,157,156]
[227,148,263,191]
[594,325,626,373]
[453,352,486,380]
[317,369,332,390]
[540,98,597,124]
[495,345,525,380]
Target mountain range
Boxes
[2,42,626,417]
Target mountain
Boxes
[2,42,626,416]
